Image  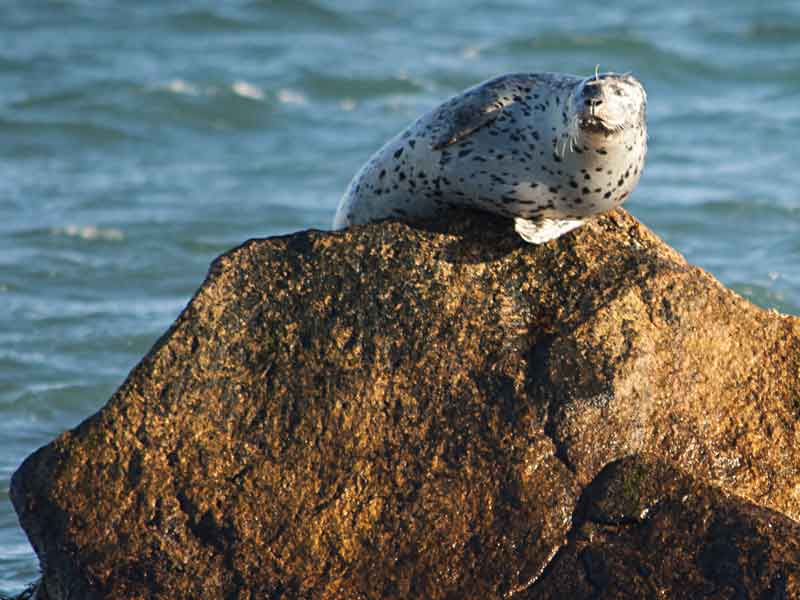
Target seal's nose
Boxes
[583,82,604,109]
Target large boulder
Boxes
[11,209,800,599]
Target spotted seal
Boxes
[333,70,647,243]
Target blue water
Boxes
[2,1,799,592]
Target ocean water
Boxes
[2,0,799,592]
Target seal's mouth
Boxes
[561,110,627,156]
[578,115,614,133]
[576,114,629,138]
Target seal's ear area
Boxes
[621,73,647,100]
[429,74,534,151]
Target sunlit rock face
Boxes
[11,208,800,599]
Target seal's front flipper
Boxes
[514,217,586,244]
[430,74,543,150]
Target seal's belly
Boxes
[435,129,644,221]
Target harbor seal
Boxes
[333,70,647,243]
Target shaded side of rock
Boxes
[532,456,800,599]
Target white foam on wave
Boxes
[339,98,357,112]
[277,88,307,105]
[462,45,482,59]
[53,225,125,241]
[232,80,265,100]
[158,79,277,103]
[162,79,199,96]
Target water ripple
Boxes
[496,30,724,80]
[247,0,355,29]
[166,9,258,32]
[0,117,134,147]
[299,69,426,99]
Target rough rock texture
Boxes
[11,208,800,599]
[537,456,800,599]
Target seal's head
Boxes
[570,71,647,136]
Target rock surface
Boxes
[538,456,800,599]
[11,208,800,599]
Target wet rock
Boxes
[10,208,800,599]
[535,457,800,599]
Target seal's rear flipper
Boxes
[514,217,586,244]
